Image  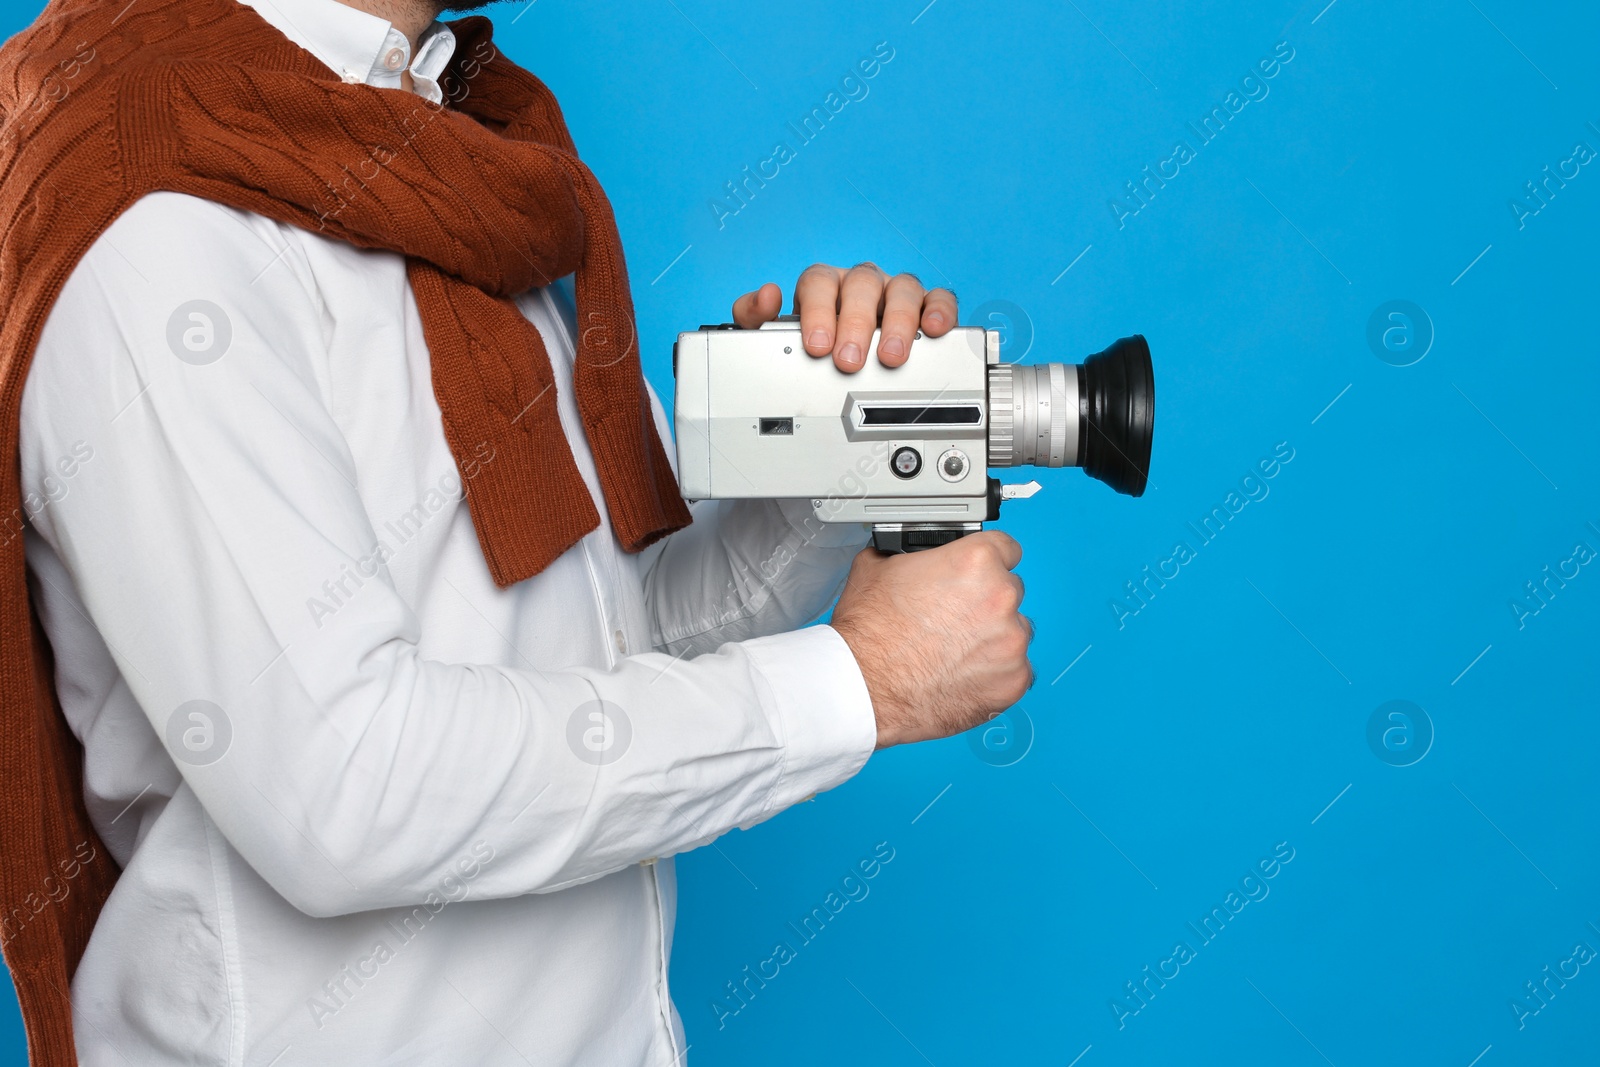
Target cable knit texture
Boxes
[0,0,692,1060]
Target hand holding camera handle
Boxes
[831,531,1033,748]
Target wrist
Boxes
[831,618,907,749]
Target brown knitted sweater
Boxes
[0,0,691,1061]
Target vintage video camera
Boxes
[673,318,1154,552]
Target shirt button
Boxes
[382,47,406,71]
[613,630,627,655]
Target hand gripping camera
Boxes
[672,318,1154,552]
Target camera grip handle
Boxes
[871,523,981,554]
[869,477,1006,553]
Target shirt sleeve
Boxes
[589,291,875,660]
[635,369,874,658]
[21,193,876,920]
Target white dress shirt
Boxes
[19,1,877,1063]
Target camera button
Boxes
[938,449,970,482]
[891,446,922,479]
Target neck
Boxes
[335,0,444,53]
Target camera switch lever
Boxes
[1000,481,1042,500]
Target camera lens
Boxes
[986,362,1076,468]
[986,335,1153,497]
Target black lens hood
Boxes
[1078,335,1154,497]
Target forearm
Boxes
[159,622,872,916]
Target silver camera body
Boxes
[672,318,1153,552]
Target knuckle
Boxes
[954,538,989,570]
[985,575,1022,614]
[886,272,925,297]
[1003,672,1030,706]
[836,312,876,338]
[846,264,886,289]
[882,302,921,327]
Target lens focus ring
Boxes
[987,363,1017,466]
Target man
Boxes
[0,0,1031,1063]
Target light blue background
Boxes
[4,1,1598,1064]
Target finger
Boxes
[921,288,958,336]
[732,282,783,328]
[794,265,844,357]
[834,262,887,372]
[1008,573,1025,608]
[974,530,1023,570]
[877,273,925,367]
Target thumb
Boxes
[848,543,891,575]
[731,282,782,328]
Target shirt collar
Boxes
[239,0,458,104]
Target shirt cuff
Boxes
[740,624,876,821]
